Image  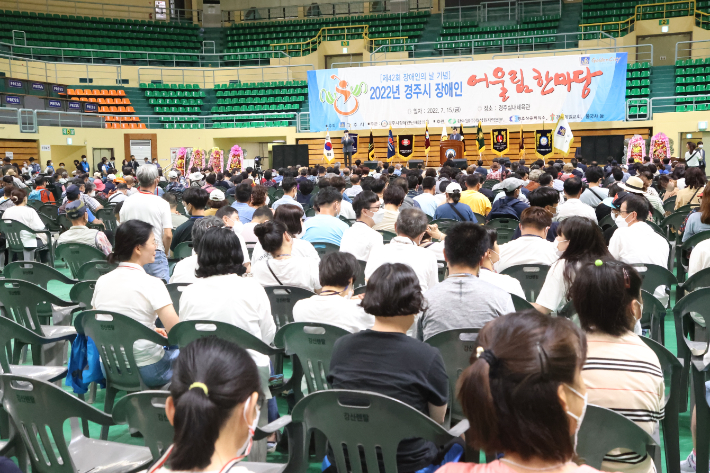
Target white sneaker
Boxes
[681,451,697,472]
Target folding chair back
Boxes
[630,263,676,306]
[55,243,107,279]
[500,264,550,302]
[430,218,459,233]
[511,293,534,311]
[4,261,76,290]
[310,241,340,258]
[75,261,117,280]
[112,391,173,459]
[69,281,96,309]
[0,279,74,335]
[263,286,316,330]
[172,241,194,260]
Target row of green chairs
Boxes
[439,29,557,41]
[158,115,201,122]
[140,82,201,90]
[149,98,203,106]
[144,90,205,98]
[0,9,199,30]
[628,69,651,78]
[626,87,650,97]
[211,120,291,129]
[214,96,304,106]
[9,45,201,58]
[164,123,205,129]
[675,94,710,102]
[675,103,710,111]
[441,21,559,34]
[627,79,651,87]
[676,75,710,84]
[211,112,296,121]
[211,103,301,113]
[676,84,710,94]
[229,10,429,29]
[675,66,710,76]
[154,106,201,114]
[216,87,307,97]
[628,105,649,115]
[215,80,306,89]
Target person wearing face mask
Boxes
[170,187,209,252]
[570,261,664,473]
[477,228,525,299]
[79,155,90,173]
[293,251,374,332]
[365,208,439,292]
[417,223,514,341]
[497,207,558,273]
[533,217,612,315]
[438,310,598,473]
[152,337,266,472]
[301,187,350,246]
[340,191,385,262]
[487,178,530,221]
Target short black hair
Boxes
[538,173,553,187]
[529,186,560,208]
[163,192,179,208]
[406,174,418,191]
[622,194,650,221]
[563,177,583,197]
[182,187,210,208]
[585,166,603,184]
[353,190,379,219]
[370,178,386,194]
[235,182,252,203]
[361,263,425,316]
[612,167,624,181]
[422,176,436,190]
[215,205,237,220]
[281,177,297,193]
[196,227,246,277]
[444,222,490,269]
[252,206,273,221]
[465,173,481,188]
[298,179,314,195]
[319,251,360,287]
[383,185,405,206]
[315,187,342,207]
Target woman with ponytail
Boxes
[434,182,476,222]
[3,188,50,262]
[439,310,596,473]
[150,337,264,472]
[92,219,179,388]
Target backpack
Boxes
[28,189,44,201]
[488,198,520,220]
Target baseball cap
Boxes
[168,170,178,179]
[94,178,105,191]
[492,177,526,192]
[107,173,116,181]
[66,185,81,200]
[445,182,462,194]
[210,189,225,202]
[66,200,87,219]
[189,172,204,181]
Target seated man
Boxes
[108,182,129,204]
[487,178,529,220]
[418,222,514,340]
[372,185,405,233]
[57,200,112,255]
[163,192,188,230]
[556,176,598,223]
[413,176,438,218]
[271,177,302,211]
[460,173,492,217]
[165,170,186,193]
[239,206,273,244]
[365,208,439,292]
[302,187,350,246]
[340,191,384,262]
[58,185,103,226]
[171,187,209,252]
[497,207,558,273]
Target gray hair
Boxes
[396,208,428,239]
[529,169,544,182]
[136,164,159,187]
[191,216,224,254]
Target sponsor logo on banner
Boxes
[48,99,62,108]
[5,96,21,105]
[535,130,553,158]
[84,103,98,112]
[307,53,628,132]
[491,129,509,157]
[52,85,65,94]
[32,82,45,91]
[68,101,81,110]
[398,135,414,159]
[8,80,22,88]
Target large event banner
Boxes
[307,53,627,132]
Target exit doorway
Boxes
[93,148,113,174]
[638,33,691,66]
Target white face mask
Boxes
[553,238,568,257]
[615,213,630,228]
[564,384,588,452]
[237,396,261,458]
[372,210,385,225]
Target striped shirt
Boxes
[582,331,665,473]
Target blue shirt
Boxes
[302,214,350,246]
[231,201,256,224]
[271,194,303,212]
[80,161,90,173]
[413,193,438,218]
[433,202,477,222]
[341,192,352,204]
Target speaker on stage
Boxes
[452,159,468,170]
[408,160,423,169]
[362,161,378,170]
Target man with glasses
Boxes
[340,190,385,262]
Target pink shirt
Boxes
[439,460,608,473]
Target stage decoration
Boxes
[626,135,646,163]
[189,148,205,170]
[172,147,187,175]
[650,132,671,162]
[228,144,243,170]
[209,147,224,172]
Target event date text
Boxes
[409,107,461,114]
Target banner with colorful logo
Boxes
[387,127,396,161]
[398,135,415,160]
[491,129,509,157]
[535,130,553,158]
[307,53,627,132]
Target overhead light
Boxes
[661,25,669,32]
[699,121,708,131]
[273,140,285,143]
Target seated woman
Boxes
[2,188,50,262]
[570,260,663,473]
[92,219,180,388]
[434,182,476,222]
[438,310,599,473]
[293,251,374,332]
[682,183,710,242]
[534,216,611,315]
[151,337,264,472]
[327,263,458,473]
[252,220,321,292]
[179,226,274,396]
[251,204,319,264]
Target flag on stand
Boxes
[387,126,396,162]
[519,125,525,158]
[553,114,574,155]
[460,122,466,155]
[476,121,485,154]
[441,126,448,142]
[424,122,430,155]
[324,130,335,163]
[368,129,375,160]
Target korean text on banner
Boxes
[307,53,627,132]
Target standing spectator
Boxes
[340,191,384,262]
[119,164,173,282]
[28,157,41,175]
[686,141,701,167]
[79,155,90,173]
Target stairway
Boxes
[647,64,676,114]
[202,27,226,63]
[553,1,582,50]
[412,13,442,57]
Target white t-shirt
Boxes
[497,235,558,273]
[555,198,598,224]
[477,268,525,299]
[179,274,275,391]
[119,191,172,252]
[689,238,710,278]
[241,222,258,244]
[364,236,439,292]
[339,221,384,262]
[250,238,319,264]
[170,254,198,284]
[339,200,356,220]
[251,256,322,292]
[91,262,173,367]
[293,294,374,333]
[2,205,48,247]
[535,259,572,313]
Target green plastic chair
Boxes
[577,405,658,470]
[598,212,616,230]
[377,230,396,243]
[112,391,173,459]
[663,195,677,213]
[274,322,349,395]
[3,261,77,289]
[0,316,68,383]
[486,218,519,244]
[75,260,117,280]
[500,264,550,303]
[172,240,194,259]
[0,374,153,473]
[430,218,459,233]
[640,336,682,473]
[678,230,710,288]
[680,266,710,292]
[263,286,316,330]
[69,280,96,309]
[289,390,469,473]
[639,289,667,345]
[511,293,534,311]
[685,293,710,473]
[55,243,107,279]
[425,328,479,427]
[168,320,283,357]
[166,283,190,316]
[310,241,340,257]
[76,310,169,440]
[95,208,118,234]
[0,219,53,265]
[630,263,676,307]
